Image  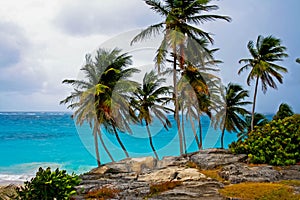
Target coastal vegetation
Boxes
[230,114,300,166]
[16,167,80,200]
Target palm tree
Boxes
[238,113,268,141]
[238,35,288,131]
[130,70,173,159]
[273,103,294,120]
[131,0,230,155]
[178,76,200,152]
[215,83,251,149]
[60,50,120,166]
[94,49,140,159]
[178,65,211,151]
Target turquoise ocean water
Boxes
[0,112,239,184]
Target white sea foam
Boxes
[0,174,33,185]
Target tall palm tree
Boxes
[131,0,230,155]
[60,50,121,166]
[130,70,173,159]
[215,83,251,149]
[238,35,288,131]
[94,49,140,159]
[238,113,268,141]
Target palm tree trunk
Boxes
[251,77,259,131]
[181,109,187,154]
[221,119,226,149]
[173,48,183,155]
[93,126,101,167]
[145,122,159,160]
[190,115,201,150]
[198,115,203,150]
[112,123,129,158]
[179,44,185,70]
[97,128,115,163]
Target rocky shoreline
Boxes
[1,149,299,199]
[73,149,300,199]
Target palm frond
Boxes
[131,23,164,45]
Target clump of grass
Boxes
[149,181,182,196]
[185,161,225,182]
[185,161,199,169]
[85,187,119,200]
[199,168,224,182]
[219,182,300,200]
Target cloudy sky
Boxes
[0,0,299,113]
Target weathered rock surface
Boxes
[279,165,300,180]
[70,149,300,199]
[190,149,247,170]
[0,184,18,200]
[219,163,282,183]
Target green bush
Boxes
[17,167,80,200]
[230,114,300,166]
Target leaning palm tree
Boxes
[131,0,230,155]
[60,50,119,166]
[94,49,140,158]
[238,113,268,141]
[238,35,288,131]
[215,83,251,149]
[130,70,173,159]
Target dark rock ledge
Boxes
[71,149,300,199]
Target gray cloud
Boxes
[53,0,161,36]
[0,21,28,68]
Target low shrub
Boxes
[17,167,80,200]
[230,114,300,166]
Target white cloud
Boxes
[0,21,28,68]
[0,0,299,113]
[54,0,161,36]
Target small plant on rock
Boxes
[85,187,119,199]
[149,181,182,196]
